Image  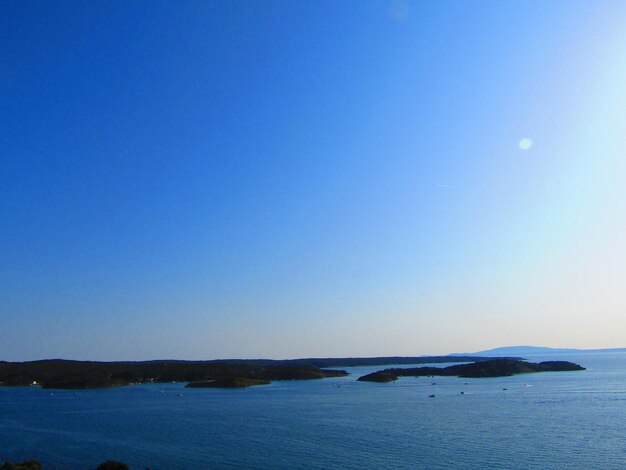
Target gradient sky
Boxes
[2,1,625,361]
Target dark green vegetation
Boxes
[0,461,42,470]
[186,377,271,388]
[0,461,131,470]
[357,359,585,382]
[0,360,346,389]
[356,371,398,383]
[0,356,513,390]
[95,461,129,470]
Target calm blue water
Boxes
[1,353,625,469]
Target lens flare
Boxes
[518,138,533,150]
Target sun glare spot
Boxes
[518,138,533,150]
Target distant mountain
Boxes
[465,346,626,356]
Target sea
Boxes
[1,352,625,469]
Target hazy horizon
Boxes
[2,1,625,362]
[5,343,626,364]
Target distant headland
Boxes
[458,345,626,356]
[0,355,518,389]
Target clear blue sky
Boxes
[2,1,625,360]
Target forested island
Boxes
[357,359,585,382]
[0,356,514,389]
[0,359,347,389]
